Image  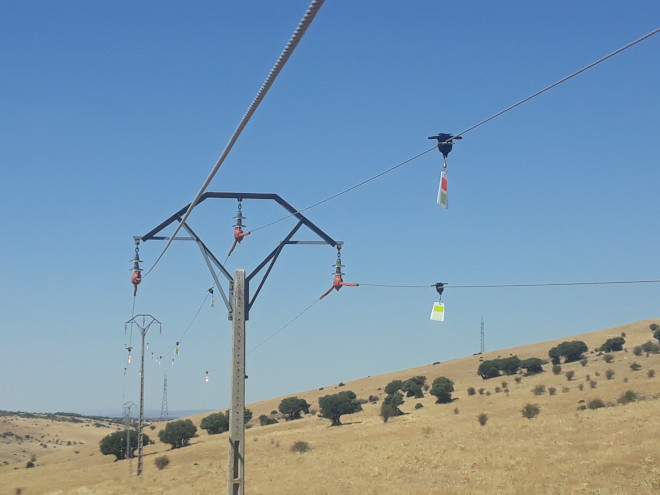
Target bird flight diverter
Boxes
[437,171,448,208]
[430,302,445,321]
[430,282,445,322]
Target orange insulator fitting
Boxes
[319,274,359,299]
[131,271,142,296]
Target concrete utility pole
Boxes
[136,192,341,494]
[228,269,246,494]
[125,314,161,477]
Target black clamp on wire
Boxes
[434,282,445,301]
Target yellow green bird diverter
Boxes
[430,302,445,322]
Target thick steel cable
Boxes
[143,0,325,277]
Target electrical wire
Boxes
[249,146,438,233]
[247,298,320,354]
[359,279,660,290]
[247,26,660,234]
[142,0,325,279]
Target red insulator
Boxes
[319,274,359,299]
[131,271,142,296]
[227,227,251,257]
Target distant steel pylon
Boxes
[160,374,169,421]
[480,317,485,354]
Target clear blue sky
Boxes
[1,1,659,416]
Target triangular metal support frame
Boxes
[137,192,341,320]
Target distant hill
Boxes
[2,318,659,495]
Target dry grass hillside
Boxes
[2,319,660,495]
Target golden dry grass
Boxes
[2,319,660,494]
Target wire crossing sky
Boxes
[1,1,659,415]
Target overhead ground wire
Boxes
[142,0,326,279]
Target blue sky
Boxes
[1,1,659,416]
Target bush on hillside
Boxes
[477,413,488,426]
[520,358,546,375]
[552,364,562,375]
[380,392,404,422]
[521,403,540,419]
[401,376,426,398]
[154,455,170,470]
[384,380,403,395]
[278,397,310,421]
[565,370,575,381]
[259,414,278,426]
[158,420,196,449]
[605,369,615,380]
[588,398,605,410]
[549,341,588,364]
[618,390,638,405]
[467,387,476,396]
[291,441,309,453]
[600,337,625,353]
[642,341,660,354]
[200,412,229,435]
[99,430,150,461]
[630,362,642,371]
[430,377,454,403]
[318,390,362,426]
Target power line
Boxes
[247,26,660,234]
[359,279,660,290]
[143,0,326,278]
[452,26,660,139]
[250,146,438,233]
[247,298,320,354]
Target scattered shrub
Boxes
[580,358,588,367]
[478,388,485,395]
[565,370,575,381]
[588,398,605,410]
[259,415,278,426]
[648,370,655,378]
[453,407,460,414]
[200,412,229,435]
[501,381,508,389]
[633,346,643,357]
[532,384,545,396]
[384,380,403,395]
[154,455,170,470]
[291,441,309,453]
[562,386,570,393]
[577,383,584,391]
[549,341,588,363]
[605,369,615,380]
[589,380,597,389]
[278,397,311,421]
[368,395,380,403]
[630,362,642,371]
[552,364,562,375]
[25,461,34,469]
[338,382,345,387]
[380,393,404,422]
[270,410,278,416]
[642,341,660,354]
[414,403,423,410]
[467,387,476,396]
[603,354,614,363]
[618,390,638,405]
[158,420,196,449]
[515,376,522,384]
[495,387,501,393]
[521,403,540,419]
[430,377,455,404]
[599,337,625,353]
[548,387,557,396]
[478,413,488,426]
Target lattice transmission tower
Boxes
[480,317,485,354]
[160,374,169,421]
